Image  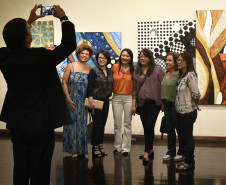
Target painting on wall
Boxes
[138,21,196,70]
[56,32,121,79]
[196,10,226,105]
[31,21,54,48]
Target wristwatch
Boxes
[60,16,69,22]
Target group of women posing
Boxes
[61,43,200,172]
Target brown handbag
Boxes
[84,98,104,110]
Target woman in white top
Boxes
[175,52,201,171]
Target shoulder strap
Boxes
[137,73,148,95]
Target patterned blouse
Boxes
[175,71,201,114]
[132,65,164,107]
[87,66,113,100]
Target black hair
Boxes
[96,50,111,66]
[3,18,28,49]
[118,48,134,77]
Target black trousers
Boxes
[177,110,197,165]
[91,99,109,146]
[139,100,160,152]
[164,100,186,157]
[10,130,55,185]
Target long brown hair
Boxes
[136,48,156,76]
[179,51,197,78]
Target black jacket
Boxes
[0,21,76,133]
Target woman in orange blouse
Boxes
[111,48,134,157]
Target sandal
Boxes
[98,144,107,156]
[72,153,78,158]
[92,146,101,158]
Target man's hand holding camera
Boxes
[27,4,67,25]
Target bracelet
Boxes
[26,23,32,29]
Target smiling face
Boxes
[78,50,90,63]
[177,55,187,71]
[166,55,176,71]
[121,51,131,65]
[97,53,107,67]
[139,51,150,67]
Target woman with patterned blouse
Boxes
[175,52,201,171]
[87,50,113,157]
[132,48,164,164]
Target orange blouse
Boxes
[111,63,133,95]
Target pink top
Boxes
[133,65,164,106]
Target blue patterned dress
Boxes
[63,72,88,155]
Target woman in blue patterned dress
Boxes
[62,44,94,158]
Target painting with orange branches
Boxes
[196,10,226,104]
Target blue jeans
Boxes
[164,100,186,156]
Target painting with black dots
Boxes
[138,20,196,70]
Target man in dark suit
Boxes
[0,4,76,185]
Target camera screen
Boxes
[41,6,55,15]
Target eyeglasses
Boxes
[176,59,185,63]
[140,56,149,59]
[98,57,107,60]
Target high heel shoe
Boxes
[139,152,154,160]
[92,146,101,158]
[98,144,108,156]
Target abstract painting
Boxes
[138,21,196,70]
[31,21,54,48]
[196,10,226,104]
[56,32,121,79]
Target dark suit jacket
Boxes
[0,21,76,133]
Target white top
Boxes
[175,71,201,114]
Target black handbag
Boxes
[160,116,167,139]
[136,100,141,115]
[136,74,148,115]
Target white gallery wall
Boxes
[0,0,225,137]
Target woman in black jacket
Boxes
[87,50,113,157]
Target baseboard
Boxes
[1,129,225,142]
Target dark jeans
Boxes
[177,110,197,165]
[139,100,160,152]
[10,130,55,185]
[91,99,109,146]
[164,100,186,156]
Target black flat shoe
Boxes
[176,163,195,172]
[78,154,85,158]
[122,152,129,157]
[143,157,149,162]
[113,149,120,154]
[177,162,185,167]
